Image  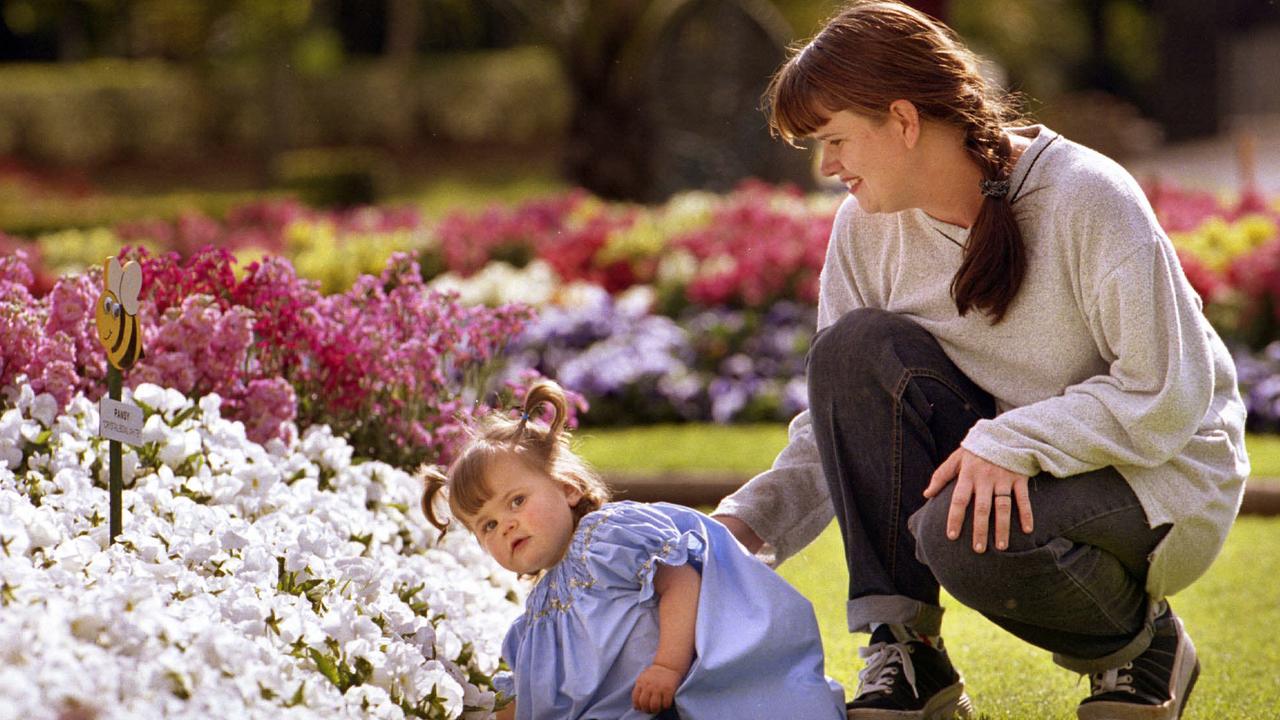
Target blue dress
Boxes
[493,501,844,720]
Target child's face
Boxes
[468,451,583,575]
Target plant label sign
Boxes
[99,397,143,446]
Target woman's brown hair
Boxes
[765,0,1026,323]
[421,380,610,535]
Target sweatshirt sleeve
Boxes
[711,410,832,566]
[712,198,862,565]
[962,188,1216,478]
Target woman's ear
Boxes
[887,99,921,149]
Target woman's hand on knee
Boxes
[923,448,1033,553]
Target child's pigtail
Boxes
[419,465,452,535]
[521,380,568,443]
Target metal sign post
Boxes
[94,256,145,544]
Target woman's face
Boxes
[813,109,914,214]
[468,451,582,575]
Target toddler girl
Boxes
[422,380,844,720]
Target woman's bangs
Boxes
[770,62,836,145]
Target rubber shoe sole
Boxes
[1077,617,1200,720]
[846,682,975,720]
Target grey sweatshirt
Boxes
[713,125,1249,599]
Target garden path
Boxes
[1123,116,1280,193]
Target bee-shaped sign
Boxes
[95,257,145,370]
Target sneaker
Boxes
[845,625,974,720]
[1077,606,1200,720]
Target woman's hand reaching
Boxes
[923,447,1034,552]
[715,515,764,554]
[633,663,682,713]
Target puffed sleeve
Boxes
[580,502,705,606]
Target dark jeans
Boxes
[808,308,1171,673]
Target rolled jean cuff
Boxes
[847,595,945,636]
[1051,598,1164,674]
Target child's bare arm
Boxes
[653,563,700,673]
[632,562,701,712]
[494,699,516,720]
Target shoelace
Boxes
[857,641,919,698]
[1088,662,1136,696]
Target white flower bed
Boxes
[0,382,521,720]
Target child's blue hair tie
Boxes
[520,412,531,422]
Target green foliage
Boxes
[0,48,568,166]
[0,190,263,240]
[0,60,209,165]
[273,148,392,208]
[950,0,1157,110]
[770,0,842,38]
[417,47,570,146]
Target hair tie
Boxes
[520,412,530,422]
[980,178,1010,199]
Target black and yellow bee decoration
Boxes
[95,256,145,370]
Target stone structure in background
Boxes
[640,0,814,201]
[499,0,814,202]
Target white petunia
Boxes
[158,429,202,468]
[0,383,523,718]
[198,393,222,420]
[140,413,169,445]
[52,536,100,574]
[12,383,34,414]
[23,509,62,550]
[16,417,40,444]
[28,392,58,428]
[344,684,404,720]
[412,660,465,717]
[182,532,221,565]
[131,383,188,416]
[0,447,19,471]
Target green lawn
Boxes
[575,423,795,474]
[576,424,1280,718]
[577,424,1280,479]
[777,516,1280,719]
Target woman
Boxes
[712,3,1248,719]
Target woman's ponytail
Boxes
[951,123,1026,323]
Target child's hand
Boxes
[632,663,682,713]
